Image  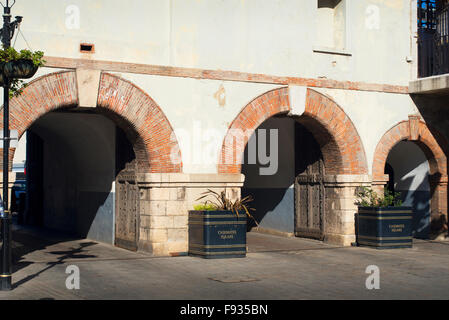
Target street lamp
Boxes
[0,0,22,291]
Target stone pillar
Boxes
[137,173,245,256]
[372,174,389,196]
[323,174,371,246]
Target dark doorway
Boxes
[241,116,296,234]
[241,116,326,241]
[22,110,137,247]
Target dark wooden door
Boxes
[115,163,139,251]
[294,123,325,240]
[114,126,139,251]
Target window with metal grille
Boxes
[418,0,449,77]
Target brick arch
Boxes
[97,73,182,173]
[3,70,182,173]
[372,120,447,181]
[218,87,290,173]
[300,89,368,175]
[372,120,448,234]
[218,87,368,175]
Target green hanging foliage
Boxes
[0,46,45,98]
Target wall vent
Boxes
[80,43,94,53]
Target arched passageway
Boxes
[23,110,135,245]
[373,119,449,239]
[386,141,431,238]
[222,87,368,244]
[4,71,183,251]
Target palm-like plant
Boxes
[196,189,259,226]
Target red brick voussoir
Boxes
[0,71,182,173]
[218,87,368,175]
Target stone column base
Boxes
[137,173,245,256]
[322,174,371,246]
[323,233,356,246]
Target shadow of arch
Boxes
[373,120,449,238]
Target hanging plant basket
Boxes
[3,59,38,79]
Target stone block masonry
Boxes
[137,173,244,256]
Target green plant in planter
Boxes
[190,189,258,259]
[195,189,259,226]
[355,186,402,208]
[193,203,217,211]
[355,187,412,249]
[0,46,46,97]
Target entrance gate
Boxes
[114,126,140,251]
[115,162,139,251]
[294,124,325,240]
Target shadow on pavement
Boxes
[5,225,99,289]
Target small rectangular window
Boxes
[80,43,95,53]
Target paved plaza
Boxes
[0,226,448,300]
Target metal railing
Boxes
[418,2,449,77]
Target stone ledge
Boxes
[137,173,245,187]
[410,74,449,94]
[323,174,372,186]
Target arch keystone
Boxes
[76,68,101,108]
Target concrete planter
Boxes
[188,210,247,259]
[356,206,413,249]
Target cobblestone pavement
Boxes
[0,227,448,300]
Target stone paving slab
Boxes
[247,231,340,252]
[0,229,448,300]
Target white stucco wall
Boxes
[9,0,414,85]
[9,0,419,177]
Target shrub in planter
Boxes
[188,190,258,259]
[355,187,413,249]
